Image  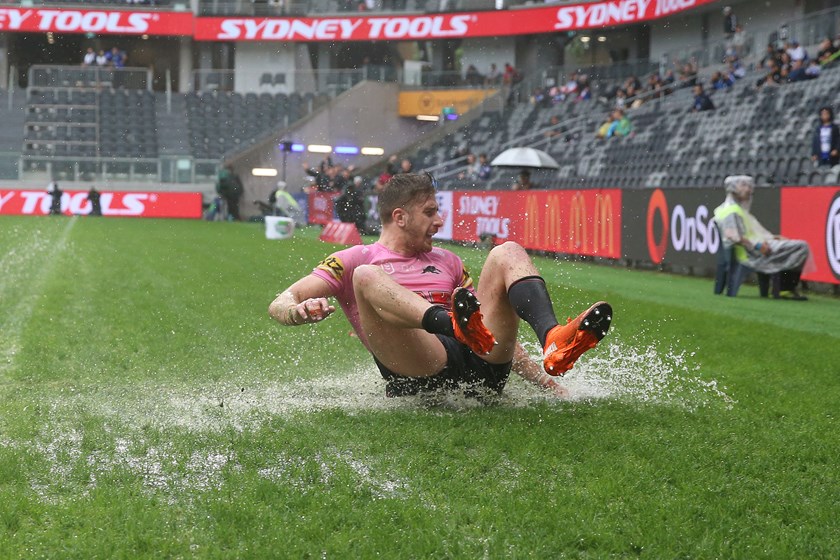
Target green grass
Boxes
[1,215,839,558]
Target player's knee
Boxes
[489,241,527,261]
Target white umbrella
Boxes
[490,147,560,169]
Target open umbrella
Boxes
[490,147,560,169]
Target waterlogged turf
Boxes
[1,215,838,558]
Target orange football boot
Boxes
[450,288,497,355]
[543,302,612,375]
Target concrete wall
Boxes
[227,81,436,216]
[233,42,306,94]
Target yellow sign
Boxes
[398,89,498,117]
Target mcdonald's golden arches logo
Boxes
[593,193,614,255]
[568,192,587,252]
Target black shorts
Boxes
[374,335,512,398]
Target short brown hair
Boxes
[377,173,436,224]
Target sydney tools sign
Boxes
[0,189,203,218]
[194,0,715,41]
[0,8,193,35]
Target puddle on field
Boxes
[1,336,734,503]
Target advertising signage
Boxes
[450,190,621,259]
[780,187,840,285]
[0,189,203,218]
[194,0,715,42]
[0,8,193,36]
[0,0,715,40]
[621,187,780,268]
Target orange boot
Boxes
[543,302,612,375]
[450,288,497,355]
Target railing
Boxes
[17,156,219,184]
[191,66,500,93]
[28,65,154,91]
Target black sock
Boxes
[422,306,454,338]
[507,276,559,346]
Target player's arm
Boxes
[269,275,336,326]
[512,343,569,398]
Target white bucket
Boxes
[264,216,295,240]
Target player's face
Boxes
[404,195,443,253]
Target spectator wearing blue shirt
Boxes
[811,106,840,167]
[691,84,715,112]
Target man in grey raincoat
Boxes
[713,175,811,300]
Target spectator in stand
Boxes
[811,106,840,167]
[458,153,480,181]
[559,72,579,100]
[477,153,492,181]
[723,6,737,40]
[106,47,127,68]
[512,170,535,191]
[710,71,734,90]
[691,84,715,112]
[82,47,96,66]
[485,63,500,86]
[727,56,746,80]
[786,40,807,64]
[502,63,522,86]
[759,43,782,70]
[596,113,615,139]
[95,49,109,67]
[817,37,838,66]
[605,109,632,138]
[575,75,592,102]
[385,154,399,176]
[731,24,747,58]
[399,158,413,174]
[755,60,782,89]
[678,63,698,88]
[464,65,483,87]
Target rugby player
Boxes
[269,173,613,397]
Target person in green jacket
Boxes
[713,175,811,300]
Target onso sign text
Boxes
[645,188,718,264]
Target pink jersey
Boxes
[311,242,473,351]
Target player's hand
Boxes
[759,243,771,256]
[291,298,335,324]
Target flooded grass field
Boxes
[1,216,838,557]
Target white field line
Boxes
[0,216,77,376]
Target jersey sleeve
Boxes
[310,245,363,298]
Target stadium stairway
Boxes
[0,89,26,178]
[155,92,192,157]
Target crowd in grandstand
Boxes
[82,46,129,69]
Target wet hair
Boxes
[377,173,436,225]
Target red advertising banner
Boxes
[450,190,621,258]
[308,192,340,225]
[780,186,840,285]
[0,189,203,218]
[195,0,715,41]
[0,8,193,36]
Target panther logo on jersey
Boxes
[317,256,344,281]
